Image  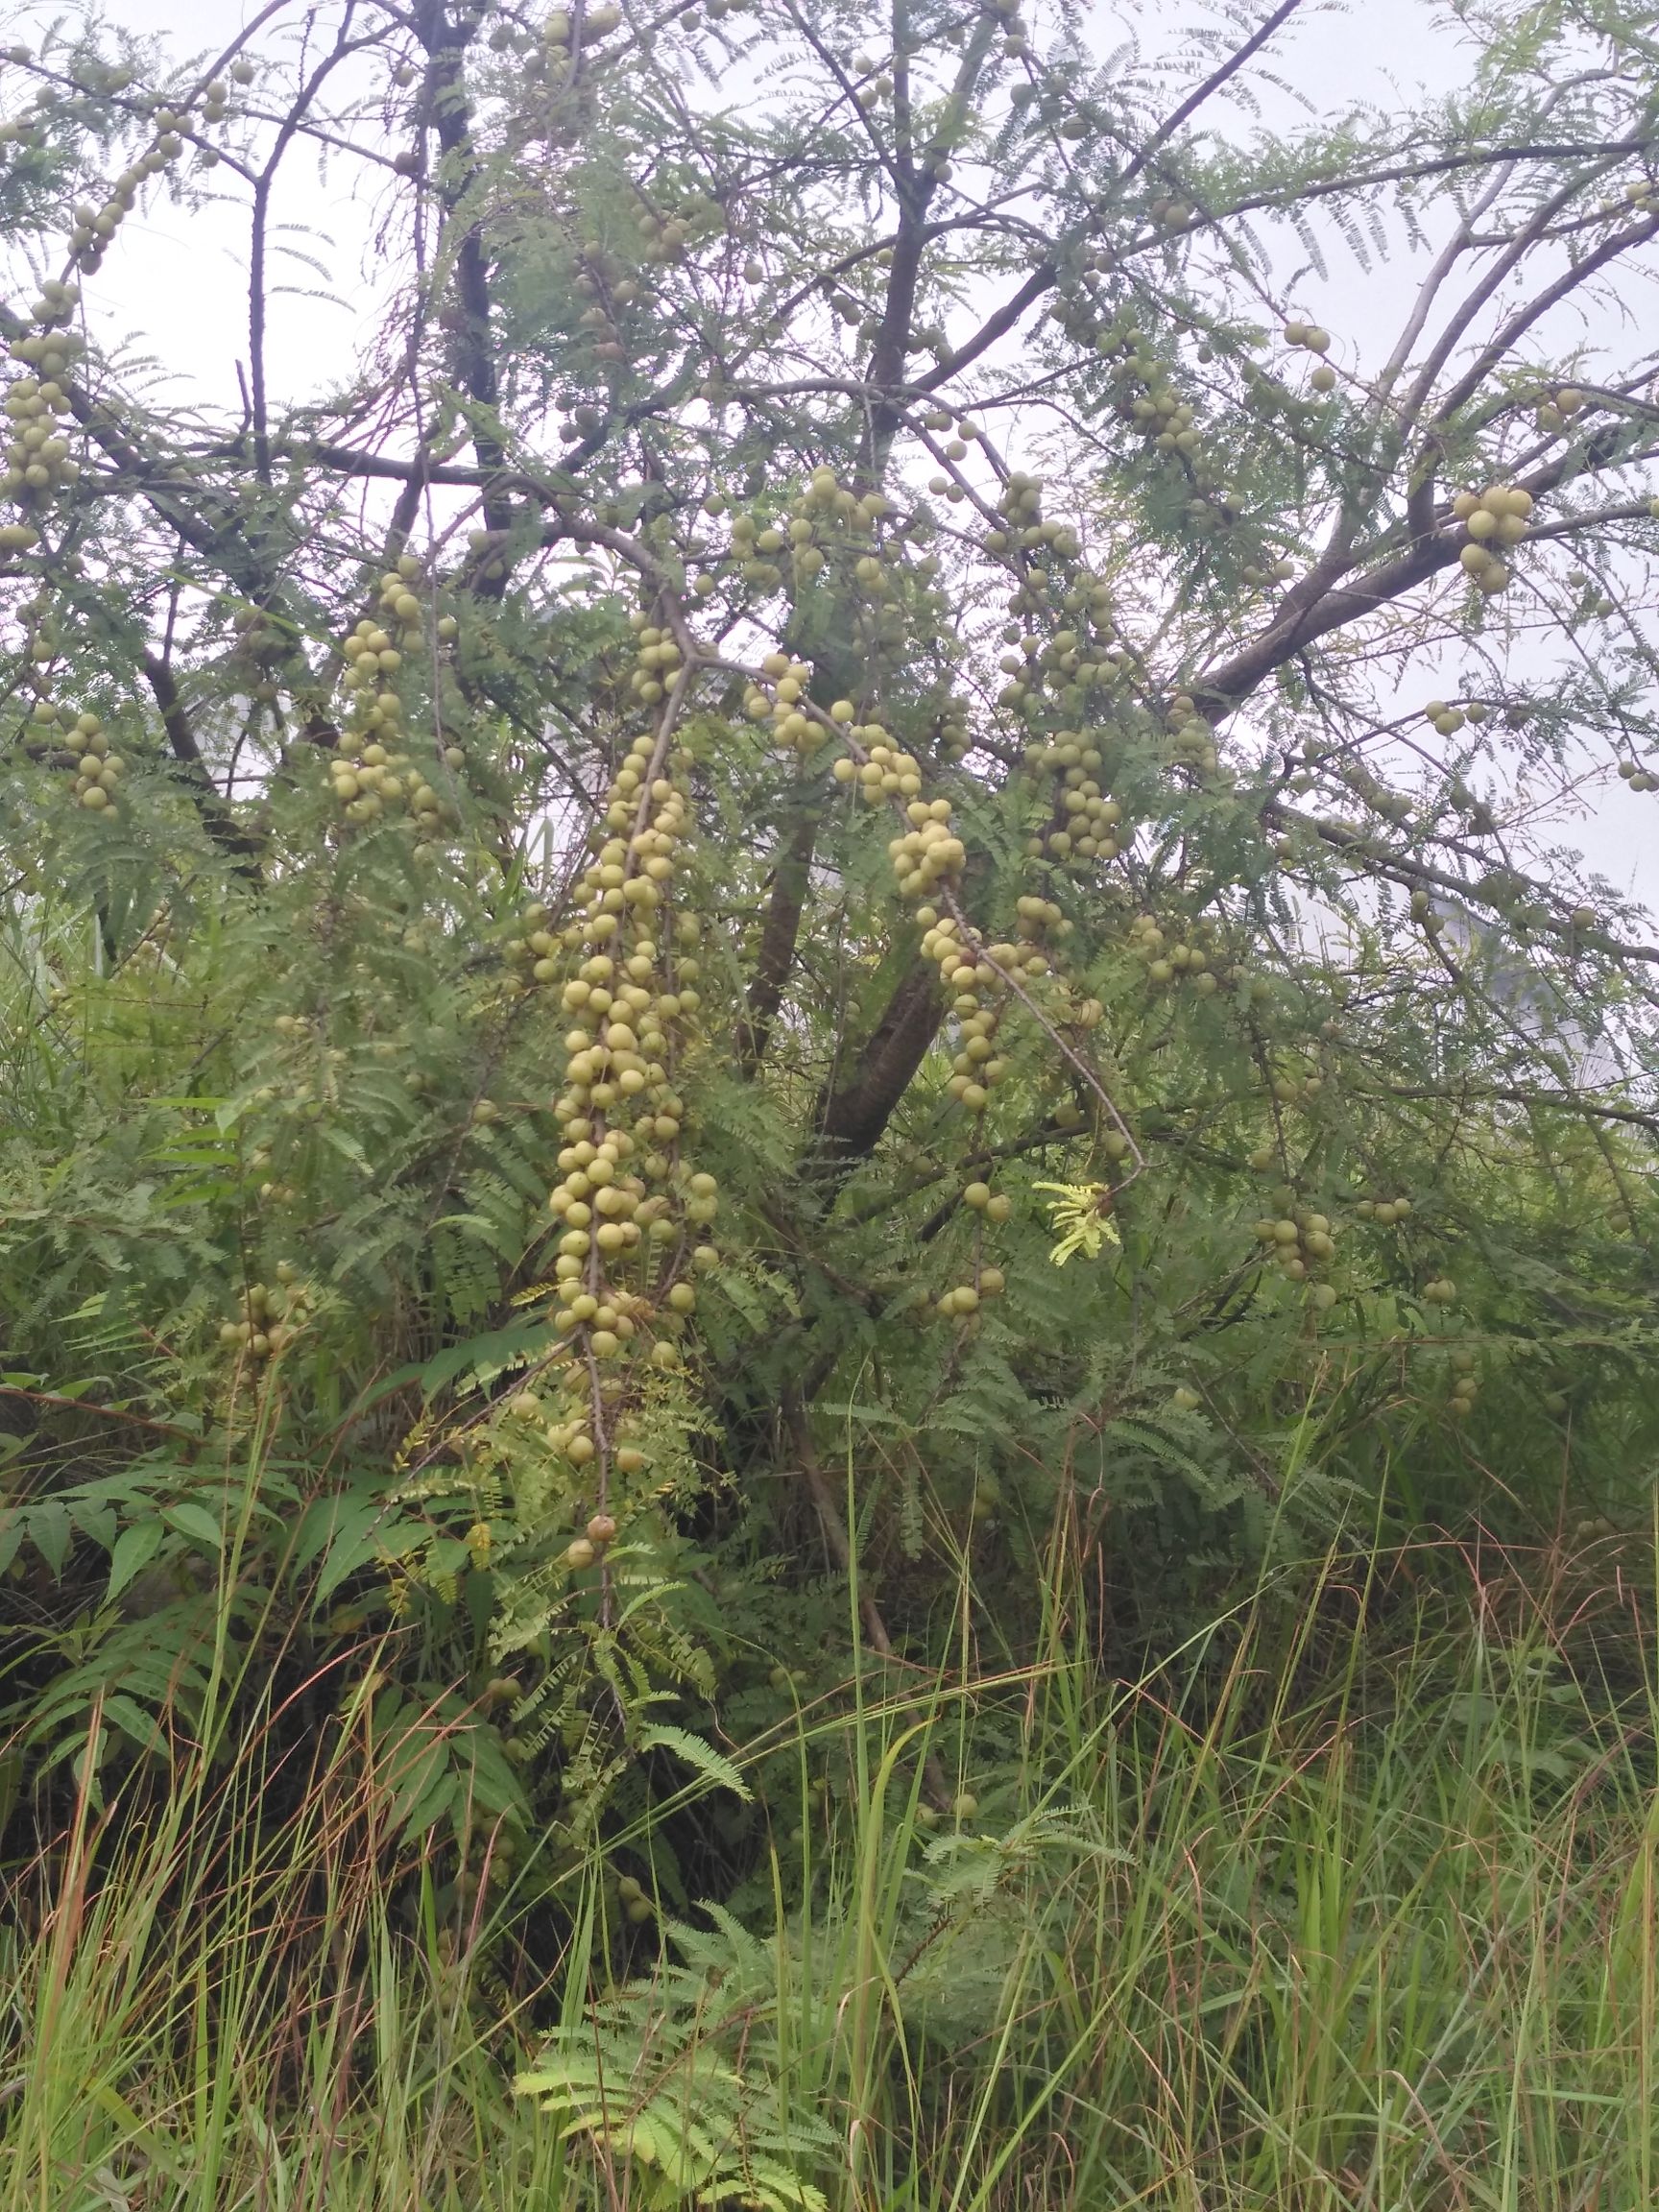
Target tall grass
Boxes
[3,1527,1656,2211]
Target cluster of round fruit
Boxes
[1268,1062,1324,1105]
[536,725,716,1564]
[328,562,462,833]
[983,0,1028,57]
[917,909,1051,1122]
[1422,696,1494,738]
[1238,555,1297,589]
[719,469,901,598]
[639,193,724,266]
[1163,690,1220,776]
[66,113,195,273]
[1353,1192,1413,1224]
[557,1505,621,1573]
[741,650,817,752]
[985,469,1070,558]
[996,600,1123,713]
[882,786,969,900]
[615,1872,653,1926]
[25,695,121,813]
[548,760,703,1163]
[1330,757,1412,827]
[502,901,559,983]
[544,5,623,53]
[1532,385,1585,435]
[571,260,630,363]
[218,1265,307,1359]
[1129,912,1219,995]
[1616,757,1659,793]
[1454,483,1532,595]
[554,944,698,1130]
[927,701,974,760]
[828,718,921,797]
[60,709,124,812]
[1096,319,1241,501]
[0,301,84,548]
[628,621,684,709]
[1407,888,1446,935]
[1445,1347,1479,1419]
[327,733,454,835]
[1421,1275,1458,1307]
[1251,1210,1339,1304]
[6,301,82,385]
[935,1175,1013,1320]
[2,341,79,491]
[848,47,897,109]
[1021,732,1124,865]
[919,405,981,468]
[346,555,450,681]
[1282,319,1336,392]
[1127,373,1202,454]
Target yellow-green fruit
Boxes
[565,1536,597,1570]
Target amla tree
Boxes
[4,0,1659,1836]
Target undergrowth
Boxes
[4,1524,1656,2212]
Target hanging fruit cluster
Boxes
[1162,689,1220,775]
[1128,911,1220,996]
[326,558,462,835]
[218,1265,310,1361]
[62,709,123,812]
[1422,696,1493,738]
[717,466,903,610]
[1096,323,1239,526]
[985,468,1078,561]
[0,288,84,551]
[817,687,1091,1319]
[1282,318,1336,392]
[1533,384,1584,435]
[67,117,186,277]
[996,586,1123,719]
[1454,483,1533,597]
[1446,1346,1479,1419]
[5,108,199,819]
[744,650,818,756]
[531,693,716,1576]
[1355,1193,1413,1226]
[1252,1207,1340,1306]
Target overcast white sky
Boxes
[12,0,1659,913]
